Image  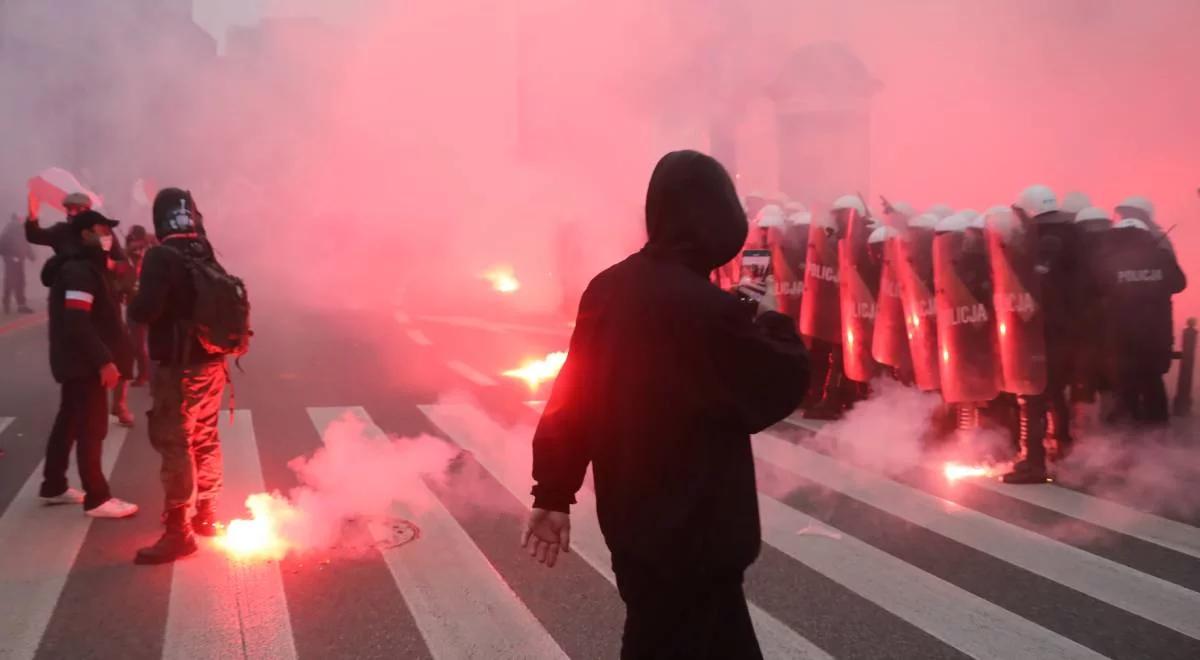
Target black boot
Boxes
[135,507,198,564]
[1002,396,1050,484]
[192,499,219,538]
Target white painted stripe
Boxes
[394,311,411,325]
[420,403,832,660]
[446,360,497,387]
[756,493,1103,660]
[784,415,826,433]
[0,423,129,660]
[0,417,13,438]
[163,411,297,660]
[64,290,94,303]
[753,432,1200,640]
[975,479,1200,561]
[307,407,567,660]
[405,329,432,346]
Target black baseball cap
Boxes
[68,209,120,234]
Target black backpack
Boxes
[165,243,251,358]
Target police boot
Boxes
[135,507,198,565]
[1002,396,1050,485]
[192,499,219,538]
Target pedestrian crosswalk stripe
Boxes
[972,473,1200,561]
[307,406,569,660]
[446,360,497,387]
[752,432,1200,640]
[0,422,129,660]
[756,493,1104,660]
[420,402,834,660]
[162,411,298,660]
[781,416,1200,561]
[0,417,13,438]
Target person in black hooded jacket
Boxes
[522,150,810,660]
[38,209,138,518]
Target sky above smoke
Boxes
[2,0,1197,323]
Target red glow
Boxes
[943,461,1009,483]
[483,266,520,294]
[503,351,567,390]
[215,495,290,561]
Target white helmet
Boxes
[786,210,812,226]
[783,201,807,214]
[813,209,839,235]
[908,213,939,230]
[1115,195,1155,221]
[832,194,868,216]
[755,204,786,229]
[1016,185,1058,217]
[1074,206,1111,225]
[925,204,954,219]
[957,208,981,224]
[869,225,898,244]
[985,206,1023,243]
[1060,191,1091,215]
[1114,217,1150,232]
[935,212,971,233]
[888,201,916,218]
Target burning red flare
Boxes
[483,266,520,294]
[214,494,291,561]
[503,351,567,390]
[943,461,1009,483]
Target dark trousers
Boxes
[3,257,26,308]
[1115,365,1170,425]
[613,556,761,660]
[128,321,150,381]
[148,360,227,511]
[40,378,112,510]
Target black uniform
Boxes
[1093,228,1186,424]
[1035,212,1081,456]
[531,151,810,659]
[39,245,133,510]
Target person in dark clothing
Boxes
[1095,218,1187,425]
[130,188,227,565]
[1002,186,1080,483]
[39,209,138,518]
[1,213,35,313]
[124,225,158,386]
[523,151,810,659]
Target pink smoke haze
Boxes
[247,415,460,554]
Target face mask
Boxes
[99,235,113,252]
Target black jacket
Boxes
[26,218,127,262]
[1092,228,1187,373]
[530,151,810,576]
[43,247,133,383]
[128,237,214,365]
[1035,212,1082,376]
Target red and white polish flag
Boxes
[64,290,94,312]
[27,167,103,211]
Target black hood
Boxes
[153,187,204,240]
[643,150,748,274]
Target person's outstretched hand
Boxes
[27,190,39,221]
[521,508,571,568]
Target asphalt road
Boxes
[1,296,1198,660]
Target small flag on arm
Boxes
[64,290,94,312]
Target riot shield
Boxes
[896,226,941,391]
[799,213,842,344]
[872,235,911,372]
[769,226,807,320]
[839,209,878,382]
[986,208,1048,395]
[934,230,1000,403]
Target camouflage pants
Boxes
[148,359,227,512]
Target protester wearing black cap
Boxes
[38,209,138,518]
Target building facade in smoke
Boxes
[0,0,216,213]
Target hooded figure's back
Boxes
[530,150,809,576]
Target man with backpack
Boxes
[130,188,251,564]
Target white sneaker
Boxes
[41,488,85,505]
[85,498,139,519]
